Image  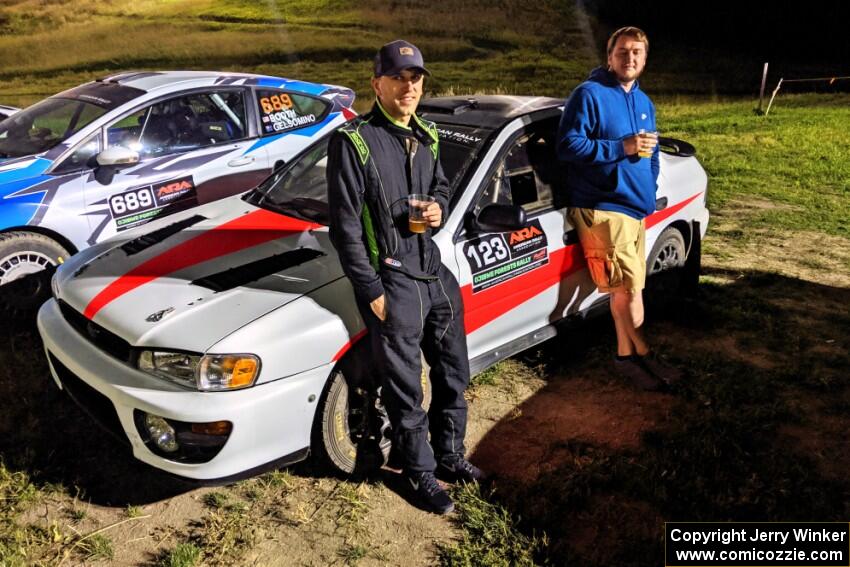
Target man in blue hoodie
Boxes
[558,26,681,390]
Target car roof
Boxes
[419,95,563,129]
[93,70,341,98]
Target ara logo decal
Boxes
[156,179,194,200]
[509,225,543,245]
[641,113,647,120]
[146,307,175,322]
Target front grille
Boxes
[48,352,128,445]
[58,300,132,362]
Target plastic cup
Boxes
[638,129,657,159]
[407,194,435,233]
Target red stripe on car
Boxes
[646,192,703,229]
[332,328,367,362]
[461,192,703,333]
[84,210,320,320]
[461,244,586,333]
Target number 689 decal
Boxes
[109,176,196,232]
[109,187,155,216]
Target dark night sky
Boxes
[587,0,850,64]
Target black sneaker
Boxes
[636,353,683,385]
[614,356,663,391]
[437,457,487,483]
[407,471,454,515]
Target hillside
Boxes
[0,0,594,111]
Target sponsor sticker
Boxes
[110,175,196,231]
[436,127,484,147]
[463,219,548,293]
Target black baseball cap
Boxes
[373,40,431,77]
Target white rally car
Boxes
[0,71,354,312]
[38,96,708,482]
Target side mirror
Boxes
[96,146,140,167]
[473,204,528,232]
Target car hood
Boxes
[56,201,343,353]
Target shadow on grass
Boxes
[467,267,850,566]
[0,317,193,506]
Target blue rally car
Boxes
[0,71,355,312]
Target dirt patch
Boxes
[778,392,850,482]
[683,334,779,370]
[472,374,676,484]
[704,200,850,289]
[565,494,664,563]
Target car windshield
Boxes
[0,97,107,158]
[246,136,333,225]
[246,122,493,225]
[433,123,493,191]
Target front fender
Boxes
[208,277,366,385]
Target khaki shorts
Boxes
[568,207,646,293]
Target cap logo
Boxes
[399,47,414,56]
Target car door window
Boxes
[255,90,330,136]
[105,91,248,159]
[475,125,561,216]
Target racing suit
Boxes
[327,103,470,473]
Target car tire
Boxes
[0,231,70,318]
[646,225,692,298]
[313,369,392,476]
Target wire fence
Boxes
[756,62,849,115]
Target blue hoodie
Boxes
[557,67,659,220]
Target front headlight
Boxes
[138,350,200,389]
[138,350,260,391]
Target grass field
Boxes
[0,0,593,111]
[1,1,848,566]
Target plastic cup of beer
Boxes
[638,129,657,159]
[407,194,435,233]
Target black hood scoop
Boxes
[121,215,207,256]
[191,248,325,292]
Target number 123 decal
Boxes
[463,219,549,293]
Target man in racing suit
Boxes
[327,40,484,515]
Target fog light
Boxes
[144,414,179,453]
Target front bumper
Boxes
[37,298,332,480]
